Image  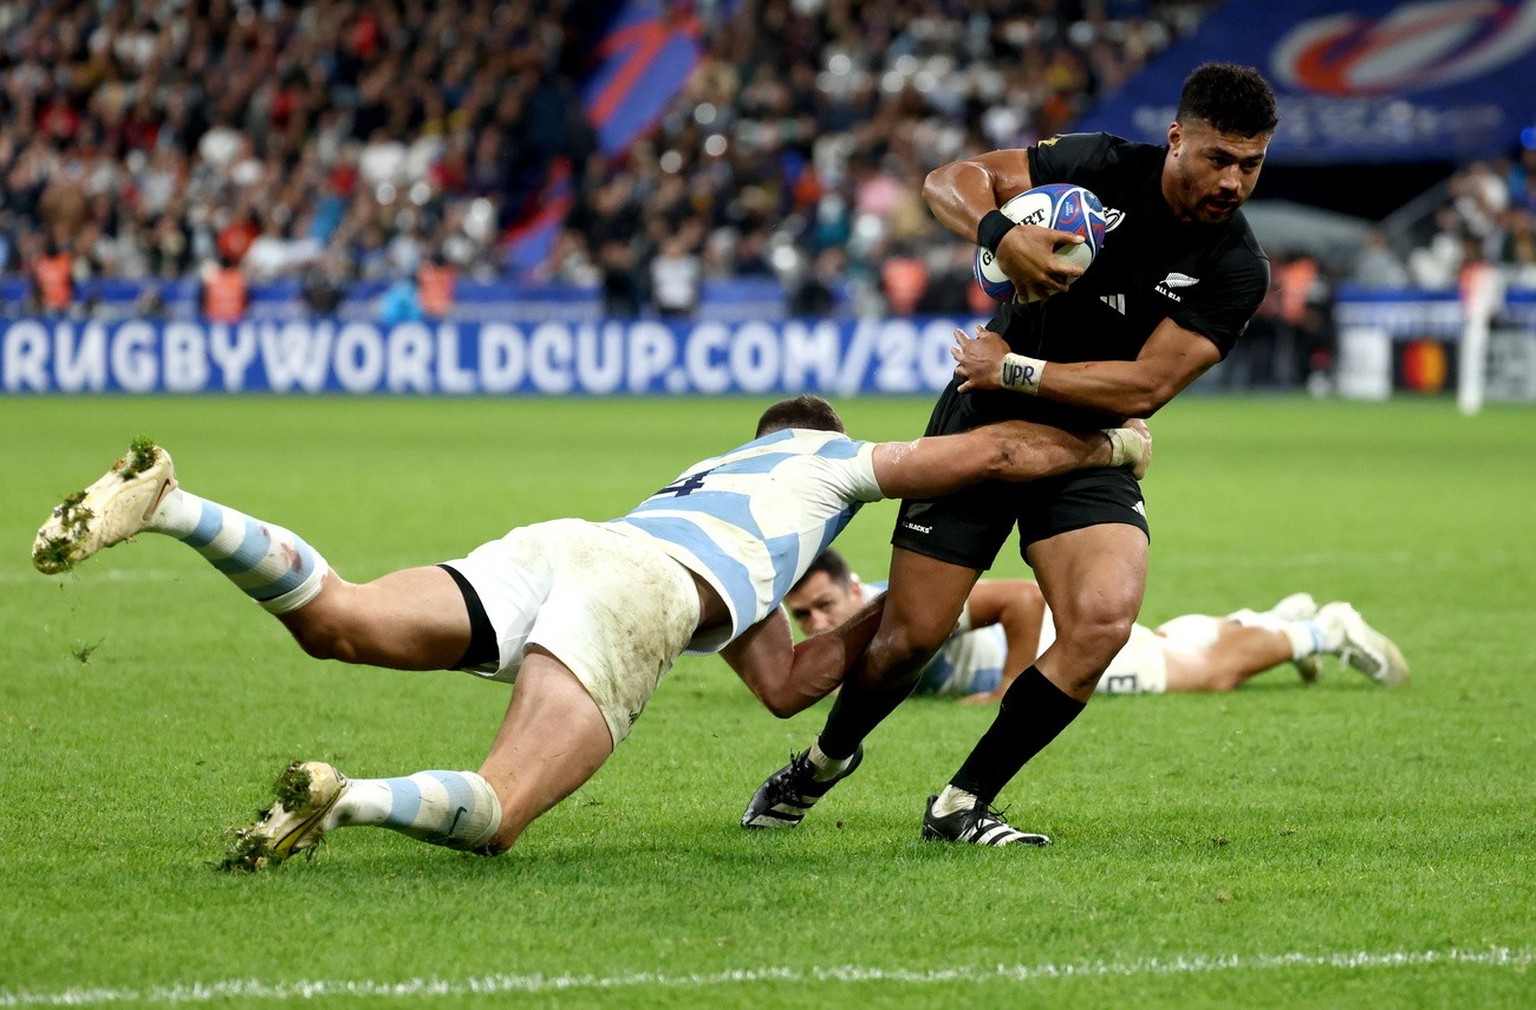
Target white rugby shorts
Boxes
[1093,621,1170,695]
[442,518,700,746]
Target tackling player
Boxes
[32,397,1148,869]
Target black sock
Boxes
[814,664,925,761]
[949,665,1086,804]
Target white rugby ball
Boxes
[974,183,1107,302]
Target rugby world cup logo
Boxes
[1271,0,1536,95]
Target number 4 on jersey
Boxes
[655,470,712,497]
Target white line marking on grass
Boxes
[1171,551,1417,569]
[4,569,187,585]
[1,948,1528,1006]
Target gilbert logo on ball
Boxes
[974,183,1107,302]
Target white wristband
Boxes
[1000,353,1046,394]
[1106,427,1139,469]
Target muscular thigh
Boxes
[1026,522,1148,695]
[1028,523,1148,629]
[449,518,701,748]
[285,565,473,670]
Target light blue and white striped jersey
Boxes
[864,579,1008,697]
[605,428,882,654]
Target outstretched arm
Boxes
[952,317,1223,417]
[871,418,1150,501]
[954,579,1048,705]
[720,594,887,718]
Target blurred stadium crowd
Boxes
[2,0,1533,325]
[1,0,598,313]
[0,0,1211,317]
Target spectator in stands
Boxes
[879,243,930,317]
[1352,230,1410,289]
[650,231,703,320]
[378,270,424,327]
[1409,206,1468,289]
[1274,252,1332,389]
[200,253,248,323]
[29,236,77,315]
[147,214,194,280]
[787,247,842,317]
[1499,207,1536,287]
[1451,160,1510,259]
[0,0,1217,312]
[1505,144,1536,212]
[417,252,457,322]
[300,251,349,317]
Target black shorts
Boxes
[889,381,1149,571]
[890,466,1149,571]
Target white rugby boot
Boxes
[1315,602,1410,686]
[220,761,349,872]
[33,440,177,574]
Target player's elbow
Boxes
[732,664,807,718]
[981,429,1031,482]
[756,683,812,719]
[921,167,947,209]
[1118,378,1181,419]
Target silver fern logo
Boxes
[1155,272,1199,301]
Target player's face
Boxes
[785,573,862,635]
[1164,118,1270,224]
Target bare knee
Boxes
[1199,667,1243,692]
[877,617,952,666]
[761,693,804,720]
[866,620,949,684]
[1054,610,1136,694]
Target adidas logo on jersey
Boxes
[1100,294,1126,315]
[1155,272,1199,301]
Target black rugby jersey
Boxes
[969,131,1269,431]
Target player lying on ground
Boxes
[782,549,1408,704]
[32,397,1149,870]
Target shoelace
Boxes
[964,802,1012,838]
[766,751,814,803]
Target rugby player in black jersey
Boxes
[741,63,1279,846]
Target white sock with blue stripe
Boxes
[1280,618,1335,659]
[325,770,502,851]
[148,488,328,614]
[1232,610,1337,660]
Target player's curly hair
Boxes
[1177,63,1278,136]
[756,394,845,436]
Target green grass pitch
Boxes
[2,393,1533,1008]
